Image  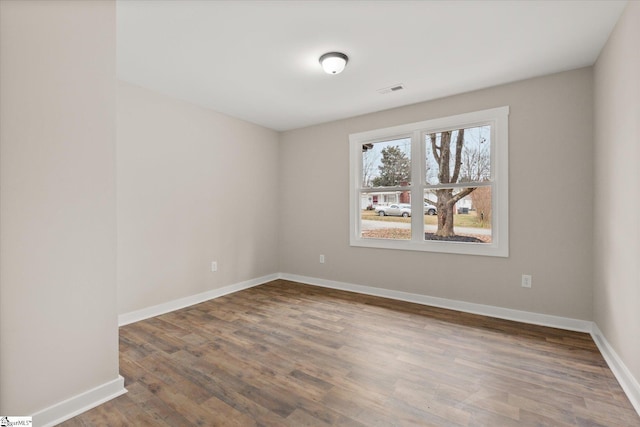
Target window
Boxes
[349,106,509,257]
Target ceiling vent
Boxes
[377,84,405,94]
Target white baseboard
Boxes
[279,273,640,417]
[114,271,639,419]
[279,273,593,332]
[591,323,640,416]
[118,273,279,326]
[32,375,126,427]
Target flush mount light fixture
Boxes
[319,52,348,75]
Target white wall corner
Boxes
[118,273,279,326]
[591,323,640,416]
[32,375,126,427]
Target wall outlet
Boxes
[319,254,325,264]
[521,274,532,288]
[211,261,218,272]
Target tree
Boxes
[362,146,380,187]
[471,186,491,228]
[424,129,476,237]
[371,146,410,187]
[459,139,490,183]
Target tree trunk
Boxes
[436,189,455,237]
[434,187,476,237]
[429,129,476,238]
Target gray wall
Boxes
[0,1,119,414]
[3,1,638,417]
[594,1,640,390]
[117,82,280,314]
[280,68,594,320]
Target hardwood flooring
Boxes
[62,280,640,426]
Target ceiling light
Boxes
[319,52,348,75]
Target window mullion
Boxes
[424,182,493,190]
[410,130,423,242]
[349,106,509,257]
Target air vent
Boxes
[377,84,405,94]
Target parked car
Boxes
[424,203,437,215]
[375,203,411,217]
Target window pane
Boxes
[425,125,491,185]
[424,187,492,243]
[362,137,411,188]
[350,106,508,256]
[360,202,411,241]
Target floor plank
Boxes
[61,280,640,426]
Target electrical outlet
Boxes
[211,261,218,272]
[319,254,325,264]
[521,274,532,288]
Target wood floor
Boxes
[62,280,640,426]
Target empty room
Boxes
[1,1,639,426]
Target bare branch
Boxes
[439,131,451,184]
[451,129,464,183]
[428,133,440,164]
[424,198,437,206]
[447,187,476,207]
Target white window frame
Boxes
[349,106,509,257]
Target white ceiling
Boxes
[117,0,627,131]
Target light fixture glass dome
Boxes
[319,52,348,75]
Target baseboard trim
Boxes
[32,375,126,427]
[278,273,593,333]
[114,272,639,419]
[280,273,640,417]
[591,323,640,416]
[118,273,279,326]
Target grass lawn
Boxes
[361,209,490,229]
[361,228,491,243]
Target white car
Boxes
[375,204,412,217]
[424,203,437,215]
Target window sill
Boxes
[350,236,508,257]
